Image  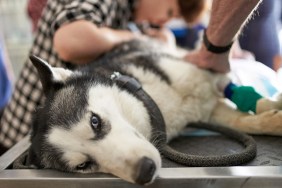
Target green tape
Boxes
[231,86,263,113]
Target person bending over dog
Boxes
[0,0,261,154]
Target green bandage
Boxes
[224,83,263,113]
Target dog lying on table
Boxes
[27,39,282,185]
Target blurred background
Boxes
[0,0,282,86]
[0,0,32,79]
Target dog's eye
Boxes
[76,161,91,170]
[90,114,101,131]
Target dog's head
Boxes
[28,56,161,185]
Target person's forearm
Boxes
[184,0,262,73]
[206,0,262,46]
[54,20,136,64]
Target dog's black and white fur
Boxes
[28,39,282,185]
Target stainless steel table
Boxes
[1,134,282,188]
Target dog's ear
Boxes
[29,55,73,95]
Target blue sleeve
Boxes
[0,44,12,109]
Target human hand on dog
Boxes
[184,45,231,73]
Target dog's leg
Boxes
[210,100,282,136]
[256,94,282,114]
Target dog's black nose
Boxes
[135,157,156,185]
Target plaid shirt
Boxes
[0,0,136,148]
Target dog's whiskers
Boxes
[150,129,167,148]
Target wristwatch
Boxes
[203,29,233,54]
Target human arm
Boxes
[53,20,139,64]
[184,0,262,73]
[54,20,176,64]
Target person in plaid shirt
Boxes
[0,0,261,154]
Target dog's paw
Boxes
[255,110,282,135]
[256,98,282,114]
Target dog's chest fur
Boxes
[83,40,223,140]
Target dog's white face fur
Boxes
[47,84,162,183]
[28,40,282,185]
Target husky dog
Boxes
[28,40,282,185]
